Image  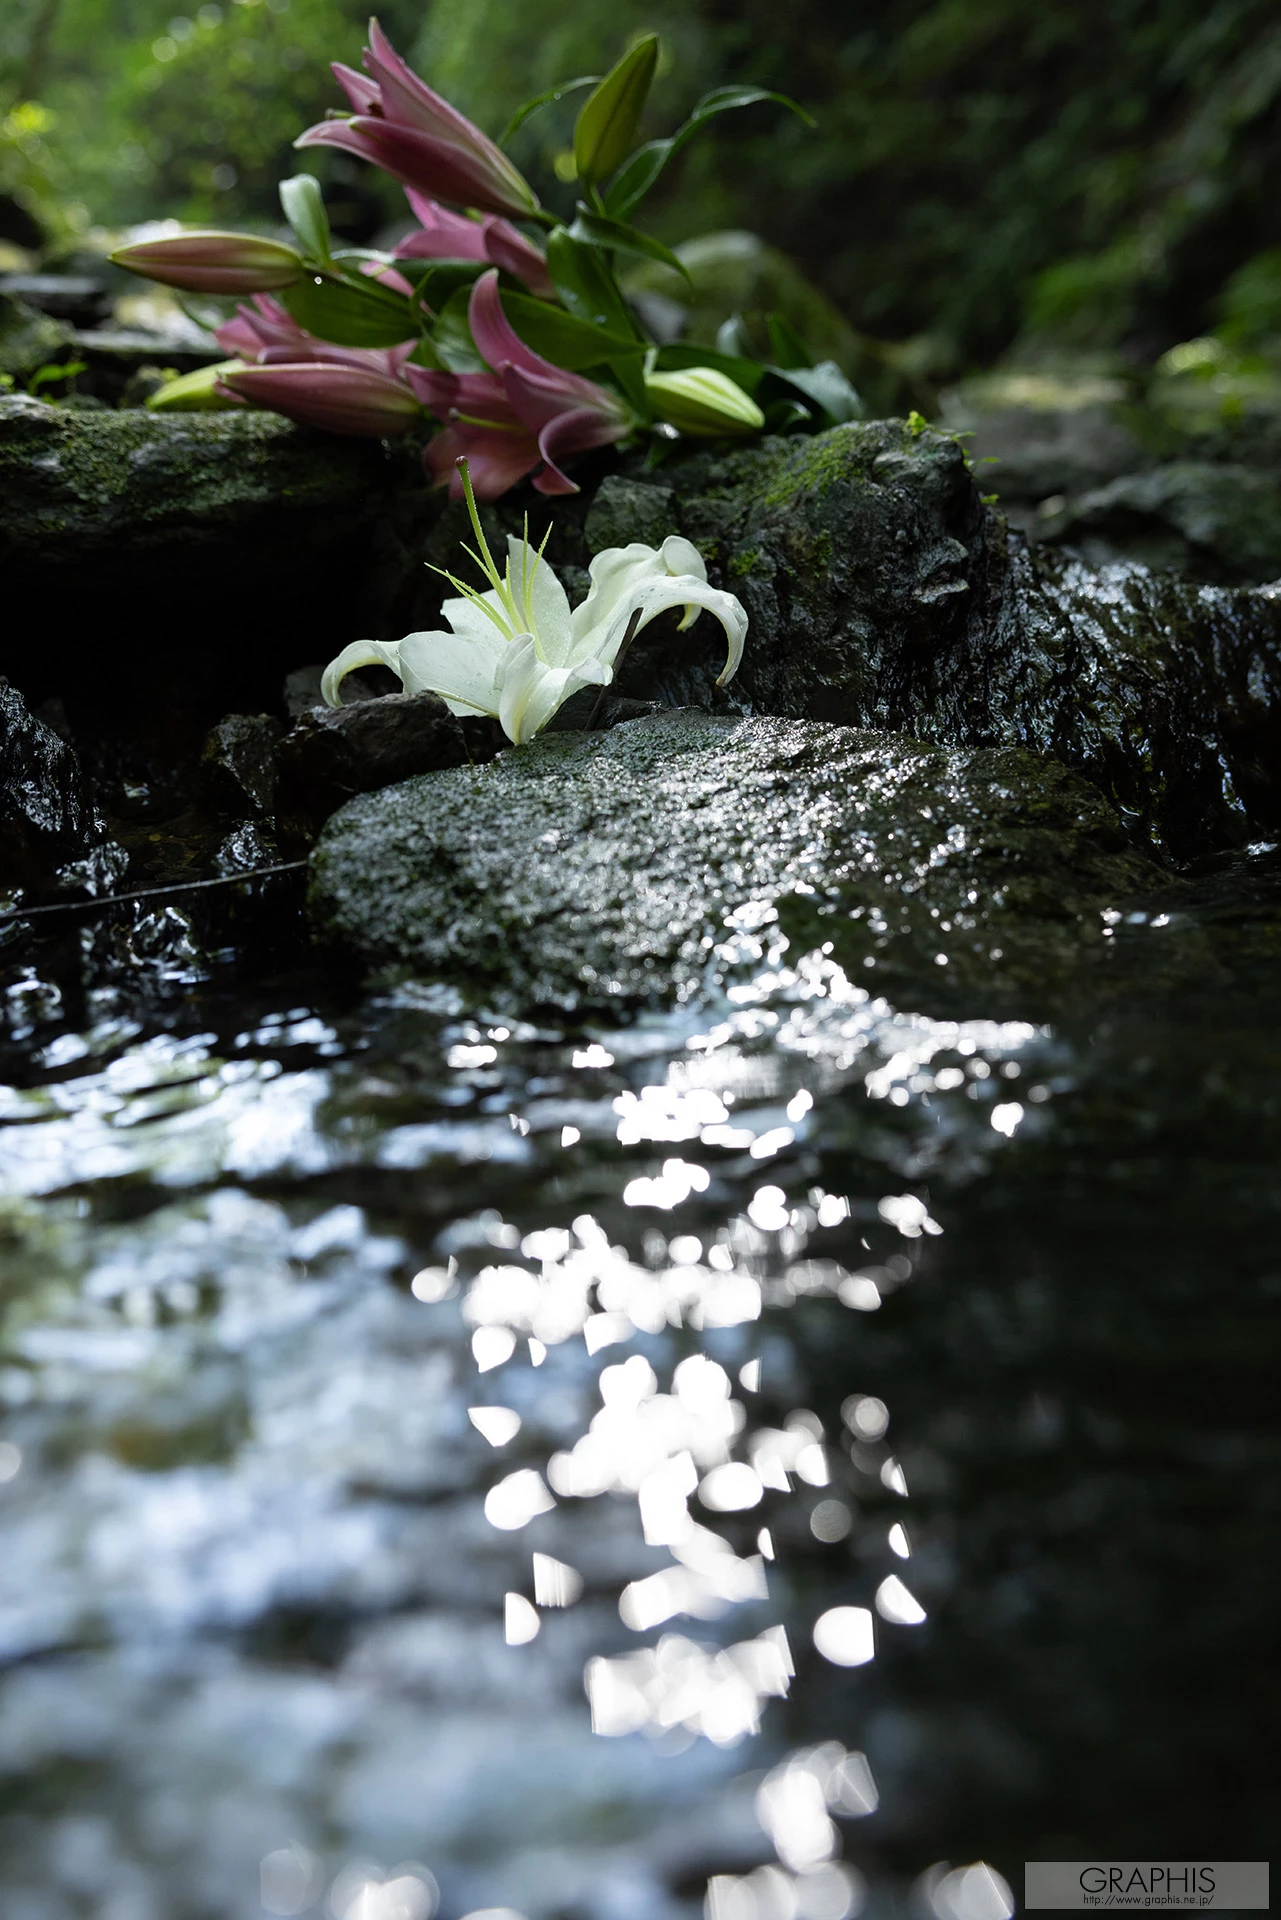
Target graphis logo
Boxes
[1025,1861,1269,1910]
[1079,1867,1217,1907]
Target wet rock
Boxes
[585,475,679,553]
[0,677,107,888]
[276,693,476,837]
[0,288,75,381]
[583,423,1281,856]
[0,398,437,733]
[309,709,1169,1012]
[0,397,413,563]
[1038,461,1281,584]
[200,714,284,820]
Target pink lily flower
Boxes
[216,361,423,438]
[214,293,417,377]
[296,19,539,221]
[406,269,631,498]
[212,296,421,436]
[109,229,302,295]
[394,189,554,299]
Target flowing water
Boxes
[0,880,1277,1920]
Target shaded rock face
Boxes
[563,425,1281,858]
[938,365,1281,584]
[0,290,76,382]
[275,691,477,837]
[0,398,438,734]
[0,678,108,888]
[1036,461,1281,584]
[310,709,1169,1013]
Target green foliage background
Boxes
[4,0,1281,369]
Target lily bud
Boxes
[216,361,423,437]
[145,360,248,412]
[644,367,765,437]
[110,230,304,295]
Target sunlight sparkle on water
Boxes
[812,1607,875,1667]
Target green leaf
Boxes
[407,336,448,372]
[500,289,643,372]
[761,395,813,432]
[605,85,813,220]
[573,35,659,185]
[500,74,599,148]
[761,359,864,425]
[653,340,765,397]
[545,229,641,338]
[766,312,814,370]
[279,174,332,265]
[568,205,691,280]
[429,285,488,372]
[608,350,651,421]
[27,360,86,393]
[715,314,755,359]
[391,256,487,313]
[280,272,417,349]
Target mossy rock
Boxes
[0,396,437,735]
[572,423,1281,858]
[309,708,1188,1015]
[0,291,75,383]
[0,395,412,560]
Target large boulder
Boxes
[309,709,1171,1012]
[561,424,1281,857]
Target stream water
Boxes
[0,877,1277,1920]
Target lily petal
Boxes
[320,638,405,706]
[534,405,632,496]
[396,622,508,714]
[497,635,610,745]
[571,537,708,646]
[423,420,540,497]
[586,573,749,686]
[332,60,381,115]
[504,534,573,664]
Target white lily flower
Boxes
[321,459,748,745]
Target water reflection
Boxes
[2,915,1273,1913]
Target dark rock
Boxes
[938,368,1145,506]
[283,666,327,719]
[214,820,277,874]
[200,714,284,819]
[71,329,223,408]
[276,691,476,836]
[578,423,1281,857]
[0,290,75,381]
[1038,461,1281,584]
[585,476,679,553]
[0,677,108,888]
[309,708,1173,1012]
[0,398,438,736]
[0,272,112,329]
